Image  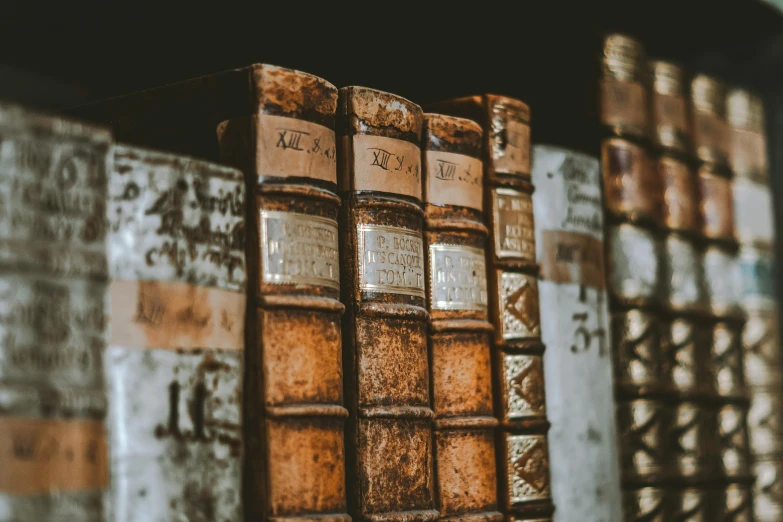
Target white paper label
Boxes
[733,177,774,246]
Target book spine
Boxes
[481,96,553,521]
[691,75,755,521]
[105,146,246,522]
[217,65,349,522]
[422,113,502,522]
[337,86,437,522]
[0,103,112,522]
[530,145,623,521]
[728,90,783,522]
[420,95,551,521]
[650,62,714,521]
[600,36,670,522]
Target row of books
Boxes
[0,33,778,522]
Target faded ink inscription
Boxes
[261,211,340,289]
[358,224,425,297]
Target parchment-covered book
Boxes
[531,144,623,522]
[105,145,245,521]
[0,103,112,522]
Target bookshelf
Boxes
[2,0,780,342]
[1,1,782,520]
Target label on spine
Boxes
[703,245,741,316]
[607,223,660,303]
[663,234,706,312]
[350,135,422,199]
[733,177,774,247]
[424,151,482,210]
[254,114,337,183]
[492,187,536,261]
[531,145,622,522]
[358,224,425,297]
[428,244,487,311]
[260,210,340,290]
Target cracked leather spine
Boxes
[427,95,554,522]
[337,86,438,522]
[421,113,503,522]
[217,65,349,522]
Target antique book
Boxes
[427,94,553,521]
[105,146,245,521]
[421,113,501,522]
[530,145,623,521]
[728,89,783,522]
[73,63,350,522]
[216,66,348,522]
[649,61,715,511]
[0,103,112,521]
[690,74,755,520]
[337,87,436,522]
[599,36,670,522]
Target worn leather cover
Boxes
[74,64,350,522]
[422,113,502,522]
[337,86,437,522]
[217,66,348,522]
[0,103,112,522]
[427,95,553,522]
[728,90,783,522]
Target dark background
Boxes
[1,1,781,108]
[2,0,783,294]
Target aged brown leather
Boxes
[728,92,783,522]
[422,113,502,522]
[217,67,348,522]
[337,86,438,522]
[74,64,350,522]
[427,95,553,522]
[106,146,246,522]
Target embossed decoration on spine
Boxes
[106,146,245,522]
[424,94,552,521]
[338,86,437,522]
[0,103,112,522]
[422,113,501,522]
[727,89,783,522]
[215,65,350,522]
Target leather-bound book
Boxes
[689,74,754,521]
[530,145,624,522]
[0,103,112,521]
[337,86,437,522]
[106,145,246,521]
[72,63,350,522]
[216,66,348,522]
[648,60,715,520]
[598,36,670,522]
[421,113,502,522]
[728,89,783,522]
[427,94,553,521]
